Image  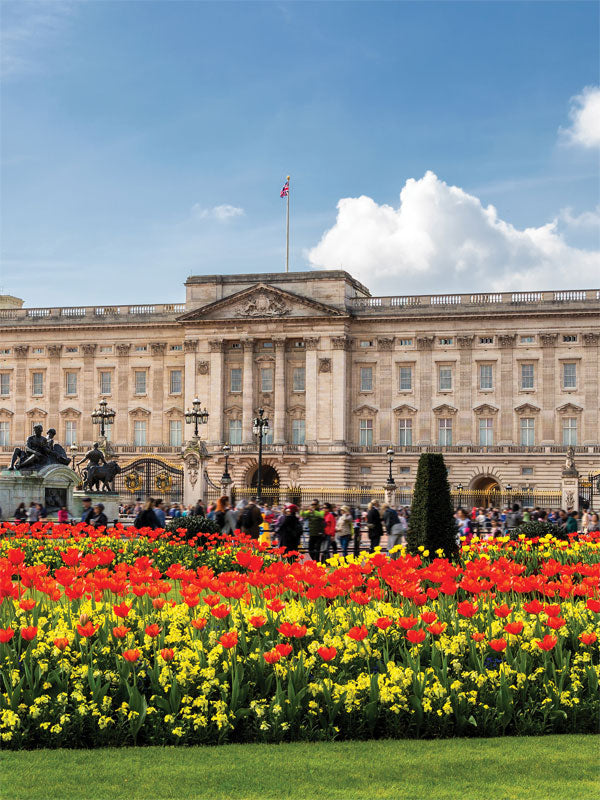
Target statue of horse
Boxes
[82,461,121,493]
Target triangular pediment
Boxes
[128,406,151,417]
[59,407,82,417]
[178,283,345,322]
[556,402,583,414]
[353,404,378,415]
[514,403,540,414]
[223,405,243,415]
[26,407,47,417]
[433,403,458,415]
[393,404,417,414]
[0,407,14,418]
[473,403,499,415]
[164,406,184,417]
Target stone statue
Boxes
[562,445,579,477]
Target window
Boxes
[65,372,77,395]
[134,345,147,352]
[399,366,412,391]
[360,340,373,348]
[399,466,410,474]
[520,336,535,344]
[99,371,111,395]
[133,420,147,446]
[563,335,577,343]
[294,341,305,349]
[479,364,493,390]
[262,342,273,349]
[291,418,305,445]
[520,363,534,390]
[170,344,183,351]
[32,347,43,354]
[228,419,242,445]
[360,466,371,475]
[170,370,182,394]
[261,367,274,393]
[398,418,413,445]
[103,423,112,441]
[32,372,43,396]
[562,417,577,445]
[292,367,305,392]
[438,366,452,391]
[134,371,147,395]
[263,425,273,445]
[439,338,453,345]
[0,422,9,445]
[231,343,241,350]
[230,368,242,393]
[438,418,452,445]
[520,417,535,446]
[0,374,9,396]
[479,417,493,446]
[65,421,77,446]
[0,349,11,355]
[522,467,534,475]
[169,419,182,446]
[359,419,373,446]
[360,367,373,392]
[563,362,577,389]
[65,346,78,353]
[99,346,113,353]
[480,337,494,344]
[399,339,413,346]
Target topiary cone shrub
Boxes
[165,515,221,541]
[407,453,458,559]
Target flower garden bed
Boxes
[0,522,598,748]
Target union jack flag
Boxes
[280,180,289,198]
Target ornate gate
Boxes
[113,457,184,504]
[579,471,600,510]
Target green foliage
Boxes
[407,453,458,559]
[511,520,566,541]
[165,514,220,539]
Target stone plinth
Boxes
[0,464,79,520]
[72,490,120,525]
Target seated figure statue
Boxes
[46,429,70,466]
[9,425,49,471]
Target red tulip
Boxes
[53,637,69,651]
[523,600,544,615]
[504,621,524,636]
[489,638,507,652]
[152,598,166,610]
[183,594,200,608]
[266,599,285,613]
[493,604,513,619]
[457,601,478,618]
[211,604,231,619]
[123,649,141,662]
[346,625,368,641]
[537,634,558,651]
[546,616,566,630]
[113,602,131,618]
[398,616,419,630]
[586,598,600,613]
[263,649,281,664]
[317,646,337,662]
[20,626,37,641]
[249,615,266,628]
[203,594,221,607]
[420,611,437,624]
[374,617,393,630]
[19,598,36,611]
[7,548,25,566]
[579,632,597,645]
[77,621,99,638]
[427,622,447,635]
[406,628,426,644]
[0,627,15,643]
[471,632,486,642]
[274,643,293,657]
[112,625,131,639]
[191,618,207,630]
[145,624,161,638]
[219,631,238,649]
[160,648,175,661]
[543,604,561,618]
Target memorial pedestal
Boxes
[72,490,120,525]
[0,465,79,521]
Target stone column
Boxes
[498,335,516,444]
[14,346,28,443]
[47,346,62,429]
[540,333,558,443]
[457,336,473,444]
[183,339,198,411]
[115,344,130,444]
[331,335,350,445]
[274,337,286,444]
[582,333,599,444]
[304,337,320,446]
[208,340,224,445]
[377,337,395,445]
[416,337,434,444]
[242,338,254,443]
[150,342,166,444]
[81,344,97,443]
[561,448,579,512]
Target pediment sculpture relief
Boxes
[233,292,290,318]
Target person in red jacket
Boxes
[321,503,337,561]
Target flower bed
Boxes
[0,523,598,747]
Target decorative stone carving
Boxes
[234,293,290,318]
[498,334,517,349]
[583,332,600,346]
[331,336,350,350]
[540,333,558,348]
[318,358,332,373]
[457,335,474,349]
[377,337,395,351]
[562,446,579,477]
[416,336,434,350]
[47,345,62,358]
[304,337,320,350]
[82,344,97,356]
[150,342,167,355]
[14,346,29,358]
[183,339,198,353]
[432,403,458,415]
[116,344,131,356]
[514,402,540,414]
[209,340,225,352]
[473,403,499,415]
[197,361,210,375]
[186,455,199,488]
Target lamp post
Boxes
[384,447,396,505]
[184,397,209,437]
[252,408,269,503]
[69,444,78,471]
[221,444,232,489]
[91,399,116,439]
[456,483,463,509]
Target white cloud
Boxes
[560,86,600,148]
[191,204,245,221]
[307,171,599,293]
[559,206,600,229]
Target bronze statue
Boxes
[76,442,106,474]
[9,425,49,471]
[46,429,70,467]
[83,460,121,493]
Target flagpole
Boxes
[286,174,290,272]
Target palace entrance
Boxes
[249,465,280,489]
[470,475,501,493]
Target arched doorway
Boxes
[471,475,500,492]
[249,465,280,488]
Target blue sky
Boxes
[1,0,598,305]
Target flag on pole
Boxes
[280,179,289,198]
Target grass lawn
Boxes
[1,735,598,800]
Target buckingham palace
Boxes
[0,270,598,497]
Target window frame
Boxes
[31,372,44,397]
[99,370,112,395]
[260,367,274,393]
[291,418,306,445]
[359,366,374,393]
[134,370,147,396]
[359,418,374,446]
[398,418,413,445]
[478,417,493,446]
[562,362,577,390]
[169,419,183,446]
[478,363,493,390]
[230,367,242,393]
[292,366,305,392]
[438,366,453,392]
[169,369,182,395]
[133,419,147,446]
[438,417,453,446]
[520,363,535,390]
[520,417,535,446]
[399,365,412,392]
[228,419,242,445]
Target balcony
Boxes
[0,303,186,325]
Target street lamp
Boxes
[91,399,116,439]
[252,408,269,503]
[69,443,78,471]
[221,444,232,488]
[184,397,209,437]
[456,483,463,508]
[385,447,396,488]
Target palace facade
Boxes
[0,270,598,495]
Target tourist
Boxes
[335,505,353,557]
[223,499,239,535]
[153,499,166,528]
[351,507,362,556]
[381,502,403,558]
[277,504,303,555]
[14,503,27,522]
[366,500,383,552]
[565,510,579,534]
[505,504,523,531]
[239,497,263,539]
[133,499,160,529]
[192,499,205,517]
[57,506,70,523]
[300,499,326,561]
[321,503,337,561]
[587,512,600,532]
[27,502,40,523]
[80,497,94,524]
[89,503,108,528]
[214,496,228,531]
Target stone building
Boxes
[0,270,598,497]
